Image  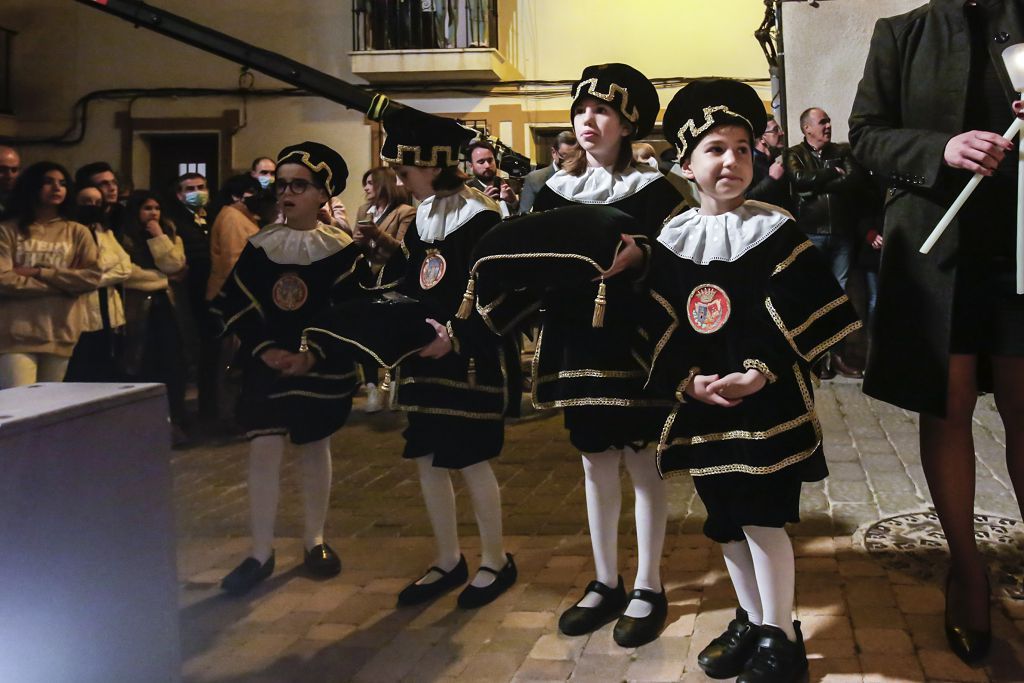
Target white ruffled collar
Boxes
[249,222,353,265]
[657,201,792,264]
[545,163,663,205]
[416,185,499,243]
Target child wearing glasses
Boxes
[212,141,369,596]
[634,80,860,682]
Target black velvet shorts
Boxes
[694,469,804,544]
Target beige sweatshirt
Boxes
[0,218,102,356]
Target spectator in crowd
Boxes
[0,145,20,214]
[855,174,886,329]
[207,174,263,301]
[250,156,276,191]
[120,190,189,442]
[747,114,793,212]
[466,0,489,47]
[465,139,518,216]
[631,142,659,168]
[851,2,1024,663]
[164,172,219,422]
[319,195,352,235]
[352,166,416,412]
[74,161,123,230]
[786,107,866,378]
[0,162,100,388]
[64,185,133,382]
[519,131,576,215]
[434,0,459,47]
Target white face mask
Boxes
[257,175,273,190]
[183,190,209,208]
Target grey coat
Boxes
[849,0,1021,416]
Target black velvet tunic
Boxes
[212,228,368,444]
[524,172,685,453]
[376,202,521,468]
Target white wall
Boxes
[781,0,923,143]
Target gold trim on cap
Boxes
[380,142,460,168]
[573,78,640,124]
[278,150,335,195]
[675,105,754,159]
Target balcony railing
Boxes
[352,0,498,51]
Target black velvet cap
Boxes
[303,296,442,370]
[379,106,478,168]
[571,63,659,139]
[663,79,768,160]
[277,141,348,197]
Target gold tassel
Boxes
[456,277,476,319]
[592,279,607,328]
[298,333,309,353]
[467,358,477,388]
[380,368,392,393]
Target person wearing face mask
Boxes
[64,185,133,382]
[206,174,264,301]
[166,172,220,424]
[250,156,276,191]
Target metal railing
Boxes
[352,0,498,51]
[0,27,15,114]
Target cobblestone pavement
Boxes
[174,379,1024,682]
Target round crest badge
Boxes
[272,272,309,311]
[419,250,447,290]
[686,283,730,334]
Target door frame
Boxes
[114,109,239,189]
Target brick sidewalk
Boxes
[174,381,1024,682]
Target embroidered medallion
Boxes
[687,283,730,334]
[419,250,447,290]
[272,272,308,311]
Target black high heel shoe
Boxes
[944,570,991,665]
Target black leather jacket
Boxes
[785,140,865,236]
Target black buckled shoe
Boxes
[457,554,518,609]
[737,622,808,683]
[304,543,342,577]
[396,555,468,607]
[221,553,275,596]
[945,571,992,664]
[698,608,761,679]
[613,587,668,648]
[558,576,628,636]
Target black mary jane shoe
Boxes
[457,554,518,609]
[613,587,668,648]
[737,622,808,683]
[558,576,627,636]
[945,571,992,665]
[698,608,761,679]
[396,555,469,607]
[221,553,275,596]
[304,543,342,577]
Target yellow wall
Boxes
[3,0,771,211]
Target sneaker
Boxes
[364,383,383,413]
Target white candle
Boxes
[921,116,1024,255]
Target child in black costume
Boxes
[213,142,368,595]
[641,80,860,682]
[369,106,519,609]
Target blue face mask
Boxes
[183,189,209,208]
[257,175,273,190]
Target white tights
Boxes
[414,455,506,588]
[248,435,333,563]
[721,525,796,641]
[579,446,667,617]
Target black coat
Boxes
[849,0,1023,416]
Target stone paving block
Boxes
[903,613,947,650]
[800,614,854,640]
[796,556,840,574]
[794,536,837,557]
[805,637,857,658]
[843,577,895,606]
[305,622,357,641]
[807,656,863,682]
[859,654,925,683]
[511,657,576,682]
[918,649,989,682]
[838,559,887,577]
[528,632,587,661]
[848,604,906,630]
[829,462,870,482]
[569,653,631,681]
[829,481,876,504]
[501,611,557,630]
[893,584,945,615]
[460,651,530,682]
[854,627,914,655]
